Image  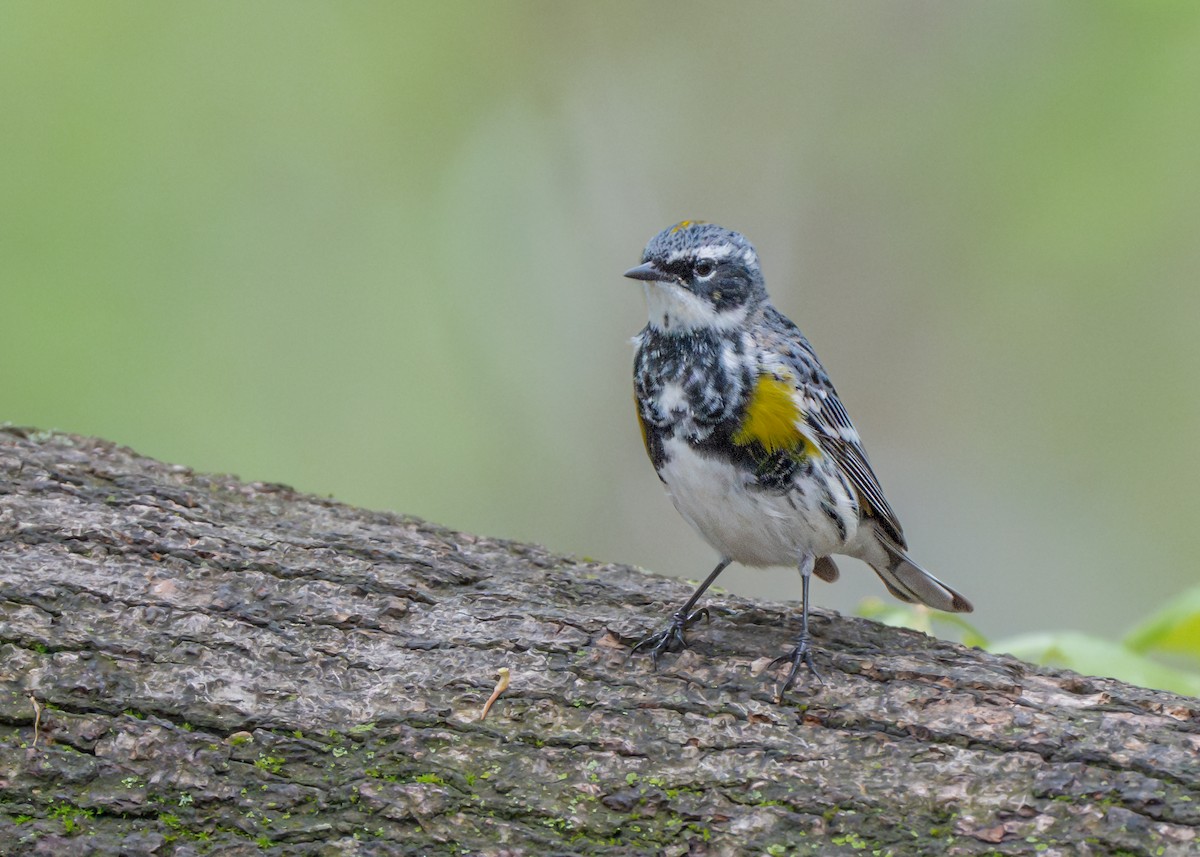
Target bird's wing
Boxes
[765,308,908,548]
[807,385,906,547]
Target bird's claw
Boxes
[630,607,710,669]
[770,634,824,700]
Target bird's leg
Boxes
[631,558,731,669]
[771,552,825,699]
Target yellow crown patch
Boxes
[670,220,707,233]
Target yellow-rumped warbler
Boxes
[624,221,972,697]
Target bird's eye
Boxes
[693,260,715,278]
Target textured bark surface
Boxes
[0,428,1197,856]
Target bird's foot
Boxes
[769,633,825,701]
[630,607,710,669]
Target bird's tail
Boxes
[870,538,973,613]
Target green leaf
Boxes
[857,598,989,648]
[1122,586,1200,662]
[993,631,1200,697]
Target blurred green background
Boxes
[4,2,1199,651]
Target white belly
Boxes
[658,437,856,567]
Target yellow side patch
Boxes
[634,391,656,460]
[732,374,819,457]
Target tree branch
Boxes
[0,428,1196,855]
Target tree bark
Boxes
[0,427,1196,856]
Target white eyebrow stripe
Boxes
[665,243,737,264]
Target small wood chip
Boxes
[29,696,42,748]
[479,667,511,721]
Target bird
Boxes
[623,221,973,697]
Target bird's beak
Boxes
[623,261,663,282]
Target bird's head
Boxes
[624,221,768,333]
